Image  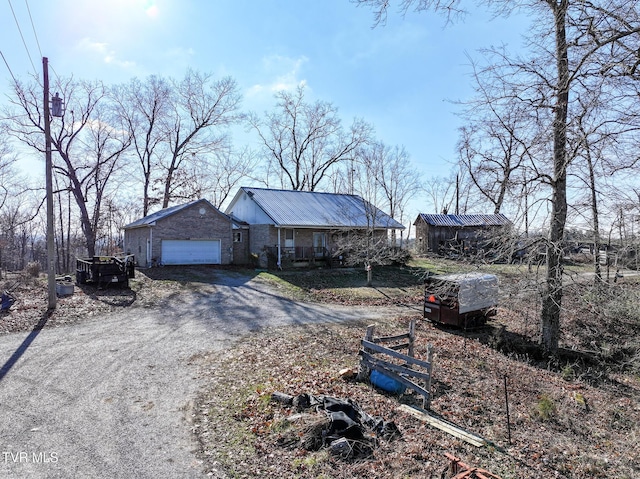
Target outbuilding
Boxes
[123,199,243,267]
[414,213,511,255]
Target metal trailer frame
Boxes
[76,255,135,288]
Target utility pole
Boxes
[43,57,56,309]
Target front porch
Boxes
[264,245,342,268]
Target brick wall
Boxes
[232,228,250,265]
[153,203,233,264]
[248,224,276,255]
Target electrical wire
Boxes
[6,0,37,75]
[24,0,43,59]
[0,49,19,85]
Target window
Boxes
[233,232,242,242]
[284,229,294,248]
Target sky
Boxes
[0,0,529,224]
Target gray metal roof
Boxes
[242,187,405,229]
[123,199,233,229]
[416,213,511,228]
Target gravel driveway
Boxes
[0,271,400,478]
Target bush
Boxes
[534,394,556,421]
[25,261,41,278]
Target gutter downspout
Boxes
[148,225,153,267]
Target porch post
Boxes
[277,227,282,269]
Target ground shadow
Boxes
[434,320,640,395]
[0,309,51,381]
[75,283,137,307]
[139,265,258,285]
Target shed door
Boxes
[161,239,221,265]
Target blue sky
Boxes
[0,0,528,220]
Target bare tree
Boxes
[6,76,130,257]
[334,147,408,285]
[359,141,420,246]
[159,70,243,208]
[422,172,457,215]
[356,0,640,353]
[249,84,372,191]
[0,133,17,211]
[111,75,171,216]
[198,145,257,209]
[456,58,542,215]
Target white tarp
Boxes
[432,272,499,314]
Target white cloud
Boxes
[247,55,309,97]
[76,37,136,69]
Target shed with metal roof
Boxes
[414,213,511,255]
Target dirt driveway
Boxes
[0,270,401,478]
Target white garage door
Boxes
[161,239,221,265]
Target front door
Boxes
[313,232,326,257]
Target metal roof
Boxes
[241,187,405,229]
[123,199,234,229]
[416,213,511,228]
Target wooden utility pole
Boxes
[43,57,56,309]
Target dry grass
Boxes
[191,265,640,479]
[3,264,640,478]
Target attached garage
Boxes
[123,199,241,267]
[161,239,221,265]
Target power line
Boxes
[7,0,37,75]
[24,0,43,59]
[0,49,19,84]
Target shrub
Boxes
[534,394,556,421]
[561,364,575,381]
[25,261,41,278]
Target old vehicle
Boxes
[424,272,498,327]
[76,254,135,288]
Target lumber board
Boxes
[374,333,411,343]
[387,342,411,351]
[361,340,431,369]
[397,405,486,447]
[360,351,432,381]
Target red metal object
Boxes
[443,453,503,479]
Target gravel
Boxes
[0,269,401,478]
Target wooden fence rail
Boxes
[359,318,434,409]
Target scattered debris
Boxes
[1,281,19,312]
[338,367,356,379]
[441,453,503,479]
[1,289,16,312]
[399,405,486,447]
[271,392,400,459]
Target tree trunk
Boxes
[540,2,569,354]
[585,144,602,283]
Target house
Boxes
[123,199,248,267]
[414,213,511,255]
[225,187,405,268]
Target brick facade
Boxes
[124,201,240,266]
